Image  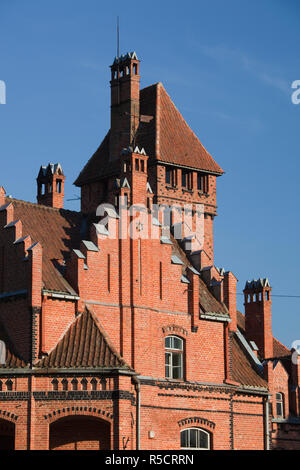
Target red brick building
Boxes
[0,51,299,450]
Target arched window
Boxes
[180,428,210,450]
[165,336,183,379]
[276,393,284,418]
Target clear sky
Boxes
[0,0,299,349]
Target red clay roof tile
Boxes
[8,198,84,294]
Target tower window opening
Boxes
[141,160,145,172]
[133,64,138,75]
[166,167,177,187]
[182,171,193,190]
[135,159,140,171]
[197,173,208,193]
[56,180,62,193]
[265,291,269,301]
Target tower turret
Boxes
[37,163,65,209]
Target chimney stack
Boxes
[244,278,273,360]
[223,271,238,332]
[37,163,65,209]
[110,52,140,162]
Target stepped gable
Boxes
[35,308,131,370]
[7,198,84,294]
[0,321,28,368]
[74,82,223,187]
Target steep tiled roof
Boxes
[74,83,223,186]
[8,198,85,294]
[74,132,115,186]
[230,334,267,389]
[0,321,28,368]
[153,84,224,173]
[237,311,290,359]
[35,308,131,369]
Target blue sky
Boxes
[0,0,299,348]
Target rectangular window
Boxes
[166,168,171,185]
[182,171,193,190]
[166,167,177,187]
[197,173,208,193]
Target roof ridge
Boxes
[8,197,80,216]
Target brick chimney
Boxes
[37,163,65,209]
[110,52,140,162]
[244,278,273,359]
[223,271,238,332]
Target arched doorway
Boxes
[0,418,15,450]
[49,415,111,450]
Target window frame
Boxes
[180,427,210,450]
[165,335,184,380]
[276,392,284,419]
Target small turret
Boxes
[37,163,65,209]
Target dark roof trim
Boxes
[155,160,224,176]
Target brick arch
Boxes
[178,417,215,431]
[162,325,188,337]
[44,406,113,423]
[49,412,111,450]
[0,410,18,423]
